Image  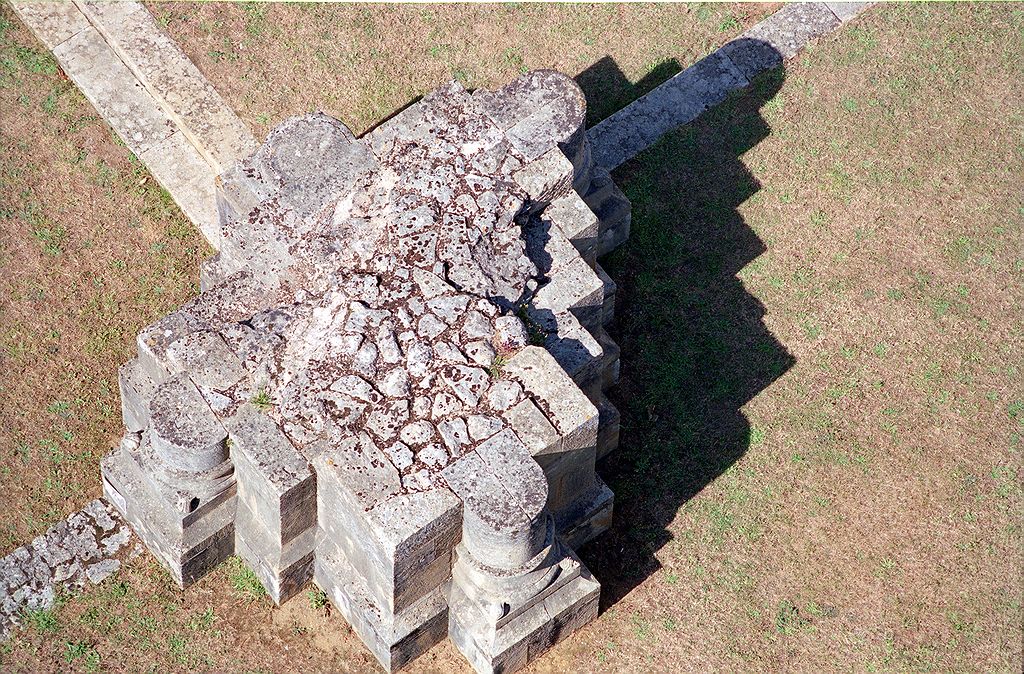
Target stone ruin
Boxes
[100,70,631,673]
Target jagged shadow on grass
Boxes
[580,63,794,608]
[576,56,682,128]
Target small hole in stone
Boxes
[189,497,200,513]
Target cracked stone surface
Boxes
[100,70,627,674]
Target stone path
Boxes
[587,2,874,171]
[0,500,136,640]
[10,0,256,248]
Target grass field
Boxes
[0,5,209,554]
[2,2,1022,672]
[145,2,776,135]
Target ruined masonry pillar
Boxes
[101,69,631,674]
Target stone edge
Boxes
[586,1,876,171]
[9,0,257,247]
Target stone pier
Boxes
[100,69,630,673]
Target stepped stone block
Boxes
[315,534,450,672]
[228,404,316,603]
[102,69,632,673]
[594,262,617,327]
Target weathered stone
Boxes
[119,358,157,433]
[75,0,257,173]
[483,379,524,413]
[149,374,228,473]
[505,347,599,453]
[51,26,175,157]
[93,68,631,673]
[504,399,560,462]
[587,51,749,171]
[228,404,315,545]
[825,2,874,22]
[139,129,219,243]
[315,536,450,673]
[467,414,504,442]
[0,499,134,640]
[9,1,90,50]
[167,330,246,391]
[722,3,840,77]
[492,315,530,354]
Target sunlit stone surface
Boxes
[101,70,631,673]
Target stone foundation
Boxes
[100,69,631,673]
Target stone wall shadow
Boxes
[576,56,682,128]
[575,57,794,608]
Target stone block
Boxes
[77,0,258,173]
[138,130,219,246]
[826,2,874,22]
[586,51,749,171]
[213,164,268,238]
[51,26,176,158]
[10,1,90,49]
[512,147,575,214]
[149,374,228,474]
[527,308,604,392]
[595,394,621,461]
[136,310,206,383]
[592,197,632,258]
[234,502,314,604]
[315,535,450,673]
[503,398,560,465]
[545,191,599,263]
[118,357,157,433]
[539,443,597,515]
[594,262,616,327]
[533,256,604,333]
[166,329,246,392]
[448,548,600,674]
[475,69,585,135]
[554,478,614,550]
[721,4,840,79]
[228,404,316,546]
[101,447,235,587]
[313,433,401,513]
[504,347,599,454]
[596,328,621,391]
[315,447,460,614]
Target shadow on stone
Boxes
[579,55,794,609]
[575,55,682,128]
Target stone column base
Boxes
[448,548,600,674]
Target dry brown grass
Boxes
[146,2,776,137]
[0,4,209,553]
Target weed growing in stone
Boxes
[487,354,508,379]
[307,588,329,612]
[251,388,272,411]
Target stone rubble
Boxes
[0,500,135,641]
[99,69,631,674]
